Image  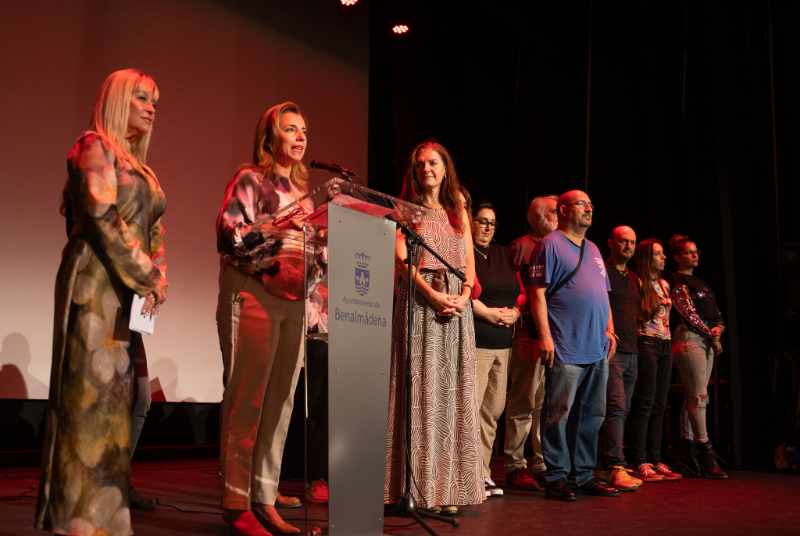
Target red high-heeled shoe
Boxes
[224,509,274,536]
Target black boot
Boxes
[676,438,701,477]
[129,485,158,510]
[696,441,728,480]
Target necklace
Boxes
[474,245,488,259]
[606,258,628,276]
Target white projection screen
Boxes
[0,0,369,402]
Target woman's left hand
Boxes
[141,277,169,317]
[499,308,519,327]
[438,293,468,317]
[712,340,723,355]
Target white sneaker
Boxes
[484,477,503,498]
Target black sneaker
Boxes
[545,478,576,502]
[575,477,620,497]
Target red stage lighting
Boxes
[341,0,358,5]
[392,25,409,34]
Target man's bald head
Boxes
[608,226,637,265]
[610,226,636,242]
[557,190,585,208]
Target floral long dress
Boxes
[385,210,483,507]
[35,132,166,536]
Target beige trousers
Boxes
[217,264,305,510]
[476,347,511,478]
[504,331,546,473]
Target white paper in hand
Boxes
[129,294,155,335]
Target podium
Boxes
[255,179,429,535]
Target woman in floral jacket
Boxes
[216,102,319,536]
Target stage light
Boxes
[392,25,409,34]
[341,0,358,5]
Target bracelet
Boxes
[607,331,619,343]
[463,283,473,297]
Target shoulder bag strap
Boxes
[545,238,585,301]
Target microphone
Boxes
[310,160,355,177]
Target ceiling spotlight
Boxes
[392,25,409,34]
[341,0,358,5]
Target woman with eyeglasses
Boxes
[469,201,525,499]
[627,240,682,483]
[668,235,728,479]
[385,141,482,516]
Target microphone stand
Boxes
[384,225,465,535]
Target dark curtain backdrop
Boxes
[368,0,798,470]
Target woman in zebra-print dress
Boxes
[385,141,484,514]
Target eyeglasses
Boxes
[564,201,595,211]
[682,250,702,257]
[474,218,498,229]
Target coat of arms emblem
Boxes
[355,252,370,296]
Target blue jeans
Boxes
[603,352,638,469]
[541,358,609,486]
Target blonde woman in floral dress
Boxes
[35,69,168,536]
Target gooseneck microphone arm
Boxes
[309,160,363,184]
[309,160,353,174]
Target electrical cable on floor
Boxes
[156,502,222,516]
[0,477,38,501]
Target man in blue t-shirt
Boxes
[528,190,619,501]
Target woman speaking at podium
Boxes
[216,102,317,536]
[385,141,483,515]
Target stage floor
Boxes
[2,458,799,536]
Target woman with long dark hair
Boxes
[628,239,682,483]
[385,141,482,516]
[36,69,168,536]
[668,235,727,479]
[216,102,319,535]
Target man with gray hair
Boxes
[503,195,558,491]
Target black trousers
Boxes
[305,339,329,481]
[628,336,672,466]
